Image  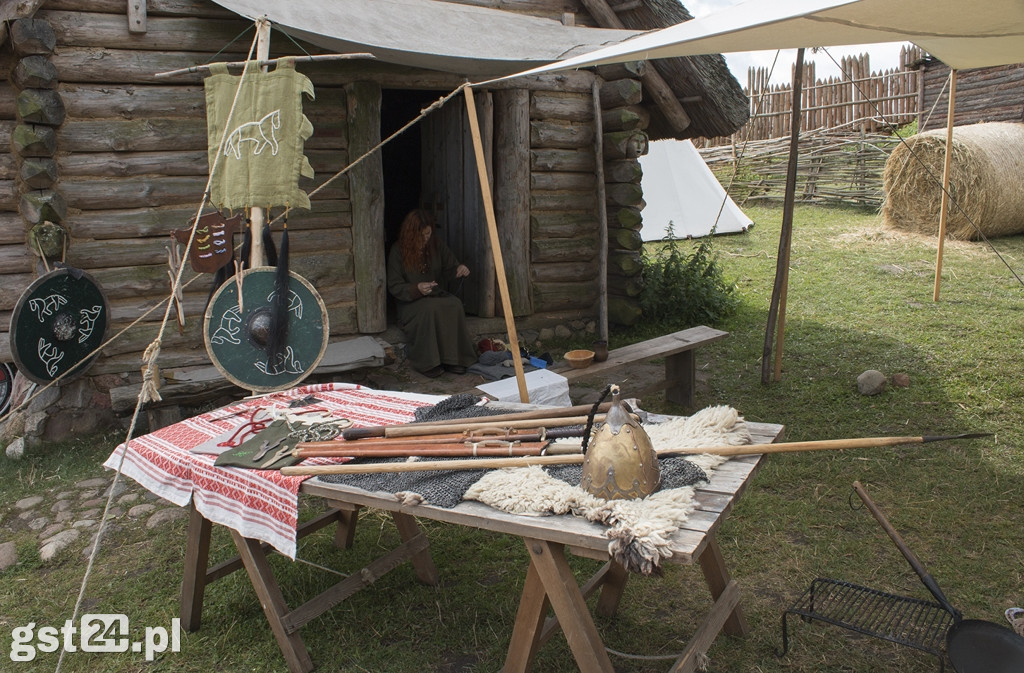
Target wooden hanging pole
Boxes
[933,69,957,302]
[154,52,375,79]
[464,84,529,403]
[247,17,272,270]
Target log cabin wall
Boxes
[918,61,1024,131]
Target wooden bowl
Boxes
[564,349,595,369]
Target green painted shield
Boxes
[204,268,328,392]
[10,269,110,385]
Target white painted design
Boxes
[224,110,281,160]
[37,338,64,376]
[210,305,242,345]
[28,294,67,322]
[255,345,304,376]
[266,289,304,320]
[78,305,103,344]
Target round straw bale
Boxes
[882,122,1024,240]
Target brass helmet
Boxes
[580,385,661,500]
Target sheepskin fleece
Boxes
[464,405,751,574]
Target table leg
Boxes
[392,512,439,585]
[229,529,314,673]
[595,561,629,618]
[665,350,696,408]
[697,533,749,636]
[334,504,360,550]
[180,502,212,631]
[505,538,614,673]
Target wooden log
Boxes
[605,182,644,207]
[0,330,9,362]
[530,171,595,192]
[60,83,207,119]
[345,80,385,334]
[12,123,56,157]
[59,149,208,177]
[532,281,598,312]
[12,55,58,89]
[609,250,643,276]
[0,214,25,244]
[10,18,55,56]
[43,0,235,19]
[0,273,35,311]
[0,89,15,118]
[0,154,14,182]
[530,191,594,212]
[607,273,643,297]
[603,130,648,160]
[593,61,647,81]
[530,236,598,264]
[60,175,207,209]
[607,295,642,326]
[16,88,66,126]
[20,157,58,189]
[40,10,246,53]
[20,189,66,224]
[530,211,596,239]
[0,243,37,273]
[608,206,642,230]
[493,88,532,318]
[598,78,642,109]
[600,105,650,131]
[531,261,597,283]
[608,227,643,251]
[530,91,592,123]
[58,118,207,152]
[604,159,642,184]
[529,120,594,149]
[530,148,595,172]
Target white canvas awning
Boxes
[211,0,640,76]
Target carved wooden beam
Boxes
[579,0,692,134]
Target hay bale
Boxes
[882,122,1024,240]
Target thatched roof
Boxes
[614,0,750,140]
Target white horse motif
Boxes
[224,109,281,160]
[29,294,67,322]
[37,338,64,376]
[255,345,303,376]
[78,305,103,344]
[210,306,242,345]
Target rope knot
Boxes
[140,339,163,404]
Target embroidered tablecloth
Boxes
[103,383,442,558]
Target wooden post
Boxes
[464,85,529,403]
[592,79,609,342]
[765,48,804,384]
[933,69,957,302]
[248,17,271,269]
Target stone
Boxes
[79,508,101,519]
[891,373,911,388]
[5,436,25,459]
[554,325,573,339]
[128,504,157,518]
[0,541,17,571]
[80,498,104,508]
[146,508,186,529]
[26,383,59,410]
[75,477,108,489]
[55,510,75,523]
[28,517,49,531]
[857,370,887,396]
[585,321,597,334]
[106,507,123,519]
[118,493,140,505]
[15,495,43,510]
[23,412,48,437]
[55,491,76,500]
[538,328,555,342]
[18,510,38,520]
[78,490,99,500]
[39,529,80,561]
[73,520,97,529]
[51,500,72,513]
[103,481,127,499]
[39,523,64,540]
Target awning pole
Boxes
[464,85,529,403]
[933,69,957,302]
[248,16,271,269]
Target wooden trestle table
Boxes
[179,420,783,672]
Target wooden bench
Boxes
[553,325,728,408]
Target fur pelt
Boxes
[464,405,751,575]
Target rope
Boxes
[52,22,265,673]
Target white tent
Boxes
[639,139,752,241]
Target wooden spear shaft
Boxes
[342,414,617,440]
[279,433,987,476]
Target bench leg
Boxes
[697,533,749,637]
[180,502,212,631]
[392,512,439,585]
[229,529,314,673]
[665,350,696,408]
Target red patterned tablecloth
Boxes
[103,383,443,558]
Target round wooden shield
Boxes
[203,268,329,393]
[10,269,110,385]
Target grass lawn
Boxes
[1,203,1022,672]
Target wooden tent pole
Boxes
[933,69,957,302]
[592,78,609,341]
[248,17,271,269]
[464,85,529,402]
[764,48,804,384]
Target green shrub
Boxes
[638,224,739,329]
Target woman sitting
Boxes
[386,209,478,378]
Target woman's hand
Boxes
[455,264,470,278]
[417,281,437,295]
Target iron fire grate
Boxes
[779,578,956,672]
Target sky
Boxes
[685,0,912,86]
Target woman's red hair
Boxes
[398,209,437,272]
